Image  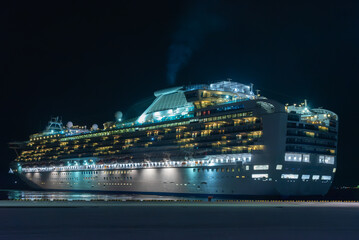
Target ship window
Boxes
[245,166,249,170]
[285,153,302,162]
[303,154,310,163]
[276,165,282,170]
[237,168,240,172]
[198,169,200,172]
[325,156,334,164]
[333,168,336,173]
[281,174,298,179]
[216,168,219,172]
[253,165,269,170]
[321,175,331,180]
[312,175,320,180]
[301,175,310,180]
[252,174,268,179]
[226,168,229,172]
[319,155,334,164]
[193,169,196,172]
[232,168,235,172]
[221,168,225,172]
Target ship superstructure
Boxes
[9,80,338,196]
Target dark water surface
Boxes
[0,189,196,201]
[1,189,359,240]
[1,200,359,240]
[0,188,358,201]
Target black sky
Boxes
[1,0,358,187]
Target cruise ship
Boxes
[9,81,338,196]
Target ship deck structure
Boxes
[9,80,338,196]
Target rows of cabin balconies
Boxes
[17,118,263,163]
[285,145,335,156]
[286,137,337,148]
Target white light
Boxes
[321,175,332,180]
[253,165,269,170]
[312,175,320,180]
[252,174,268,179]
[137,114,146,123]
[281,174,298,179]
[302,174,310,180]
[167,109,174,116]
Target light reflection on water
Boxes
[0,190,199,201]
[1,189,358,201]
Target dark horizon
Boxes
[1,0,358,189]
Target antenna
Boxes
[46,116,64,132]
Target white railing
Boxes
[21,154,252,173]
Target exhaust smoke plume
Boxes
[167,1,222,85]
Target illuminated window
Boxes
[333,168,336,173]
[305,131,315,138]
[321,175,331,180]
[285,153,302,162]
[312,175,320,180]
[281,174,298,179]
[252,174,268,179]
[302,154,310,162]
[276,165,282,170]
[253,165,269,170]
[318,126,328,132]
[301,175,310,180]
[245,166,249,170]
[324,156,335,164]
[319,155,334,164]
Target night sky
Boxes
[1,1,358,188]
